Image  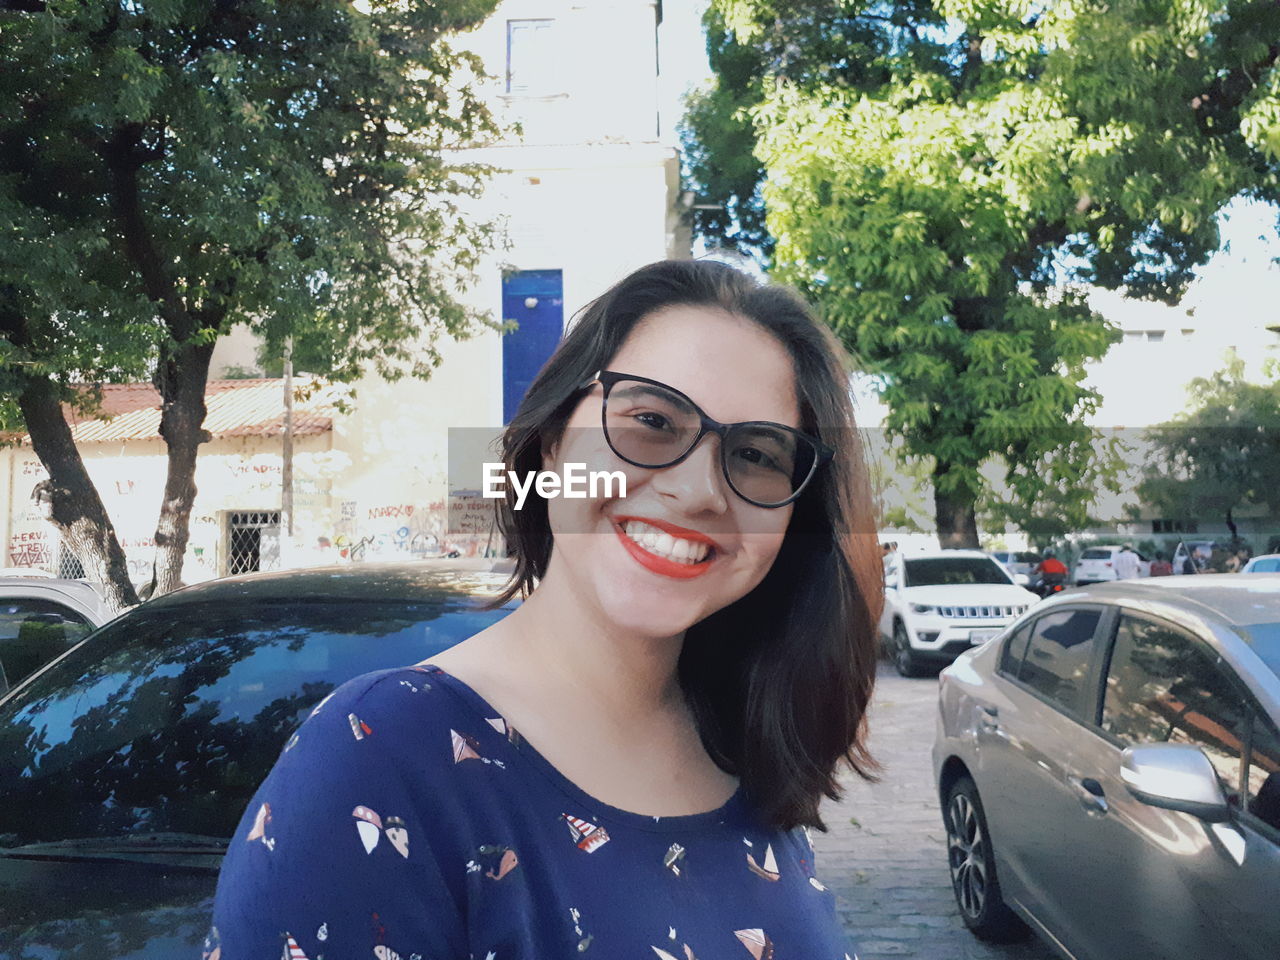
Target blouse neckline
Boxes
[416,664,750,834]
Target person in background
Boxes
[1149,552,1173,577]
[1032,549,1068,582]
[1114,543,1141,580]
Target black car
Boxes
[0,563,516,958]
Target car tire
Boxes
[892,620,924,678]
[945,776,1029,943]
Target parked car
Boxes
[880,550,1037,678]
[989,550,1042,580]
[1242,554,1280,574]
[933,576,1280,960]
[1172,539,1222,574]
[0,562,516,958]
[1071,545,1152,585]
[0,576,112,694]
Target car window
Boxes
[0,597,95,690]
[1080,548,1112,560]
[1246,713,1280,834]
[0,596,511,848]
[1101,614,1247,807]
[1250,558,1280,573]
[1017,608,1102,714]
[1016,552,1041,564]
[903,557,1012,586]
[999,619,1034,676]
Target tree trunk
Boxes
[1225,505,1239,544]
[144,340,215,598]
[933,463,981,549]
[17,376,141,612]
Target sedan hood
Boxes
[902,583,1038,606]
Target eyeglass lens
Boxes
[602,379,817,506]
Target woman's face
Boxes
[542,304,800,639]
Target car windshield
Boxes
[904,557,1012,587]
[0,594,510,849]
[1250,558,1280,573]
[1080,548,1112,560]
[1242,622,1280,681]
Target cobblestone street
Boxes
[814,663,1059,960]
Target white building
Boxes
[2,0,692,584]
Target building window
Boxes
[1153,519,1198,534]
[506,19,556,94]
[226,511,282,576]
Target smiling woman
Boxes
[210,260,882,960]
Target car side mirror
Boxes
[1013,573,1030,586]
[1120,742,1231,822]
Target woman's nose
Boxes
[649,435,730,515]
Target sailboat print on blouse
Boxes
[282,933,309,960]
[651,926,697,959]
[561,814,611,853]
[451,728,507,767]
[246,802,275,851]
[349,712,373,741]
[745,842,780,881]
[486,716,523,747]
[734,928,775,960]
[663,842,686,877]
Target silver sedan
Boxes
[932,575,1280,960]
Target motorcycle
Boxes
[1029,571,1068,600]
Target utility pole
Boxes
[282,337,294,539]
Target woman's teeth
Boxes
[622,520,711,564]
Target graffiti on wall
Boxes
[8,531,51,568]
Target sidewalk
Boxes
[814,663,1058,960]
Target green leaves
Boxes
[692,0,1278,542]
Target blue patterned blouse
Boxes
[206,665,859,960]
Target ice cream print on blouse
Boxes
[205,666,861,960]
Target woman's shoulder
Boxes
[288,665,475,769]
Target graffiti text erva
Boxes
[482,463,626,511]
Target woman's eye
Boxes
[735,446,783,472]
[634,411,673,431]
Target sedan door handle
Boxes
[1067,775,1109,815]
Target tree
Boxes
[1136,357,1280,542]
[684,0,1280,547]
[1,0,503,606]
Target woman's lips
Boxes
[612,519,715,580]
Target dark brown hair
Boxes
[491,259,882,831]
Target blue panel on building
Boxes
[502,270,564,423]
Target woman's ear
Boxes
[540,433,560,473]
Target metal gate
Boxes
[225,511,282,576]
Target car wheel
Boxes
[945,776,1029,943]
[892,620,924,678]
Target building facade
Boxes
[2,0,691,585]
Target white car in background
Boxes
[0,577,111,695]
[881,550,1038,678]
[1072,545,1152,585]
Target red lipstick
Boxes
[612,516,717,580]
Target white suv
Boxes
[1072,545,1152,585]
[880,550,1037,677]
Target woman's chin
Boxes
[590,580,704,639]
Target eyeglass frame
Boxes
[577,370,834,508]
